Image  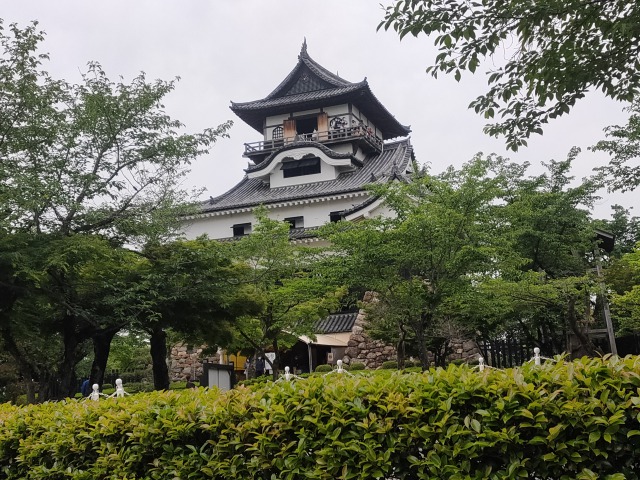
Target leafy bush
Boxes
[381,360,398,369]
[403,359,421,368]
[0,357,639,479]
[124,382,154,394]
[238,375,272,388]
[349,362,366,371]
[314,364,332,373]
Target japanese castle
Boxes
[182,41,414,241]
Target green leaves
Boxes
[380,0,640,150]
[3,357,640,478]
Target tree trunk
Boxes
[414,314,431,371]
[52,315,84,400]
[90,327,120,388]
[149,326,170,390]
[0,324,40,403]
[396,323,406,369]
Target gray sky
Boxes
[5,1,637,219]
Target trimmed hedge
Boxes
[349,362,366,371]
[381,360,398,369]
[1,356,639,479]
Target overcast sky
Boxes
[5,1,638,219]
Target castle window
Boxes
[281,157,321,178]
[329,211,342,223]
[284,216,304,229]
[272,126,283,140]
[295,116,318,136]
[232,223,251,237]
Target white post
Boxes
[478,356,485,372]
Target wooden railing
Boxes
[243,127,383,156]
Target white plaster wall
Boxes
[293,108,322,117]
[324,105,349,116]
[331,144,354,155]
[182,210,256,239]
[265,113,290,126]
[270,162,337,188]
[181,193,373,240]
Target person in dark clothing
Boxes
[255,357,265,376]
[80,378,91,397]
[185,374,196,389]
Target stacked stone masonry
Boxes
[169,344,219,382]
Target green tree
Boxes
[0,20,231,400]
[480,152,604,356]
[593,204,640,256]
[606,246,640,334]
[115,238,253,390]
[592,100,640,192]
[380,0,640,150]
[324,156,507,369]
[232,209,345,380]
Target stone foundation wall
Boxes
[341,292,482,369]
[342,293,397,369]
[169,344,219,381]
[447,339,482,364]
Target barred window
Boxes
[272,126,283,140]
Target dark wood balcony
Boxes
[243,127,383,159]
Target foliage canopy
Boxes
[380,0,640,150]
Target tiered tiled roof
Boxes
[199,138,413,214]
[314,311,358,334]
[230,42,411,139]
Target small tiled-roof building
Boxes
[181,41,415,241]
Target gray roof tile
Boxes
[315,312,358,334]
[199,138,413,213]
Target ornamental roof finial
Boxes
[300,38,308,56]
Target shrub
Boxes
[238,375,272,388]
[349,362,366,371]
[0,357,639,479]
[124,382,154,394]
[381,360,398,369]
[448,358,466,366]
[101,383,113,390]
[314,364,332,373]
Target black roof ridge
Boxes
[339,142,414,217]
[262,42,356,101]
[230,83,365,110]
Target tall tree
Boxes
[0,20,231,400]
[232,209,345,380]
[380,0,640,150]
[480,152,604,356]
[592,100,640,192]
[324,156,507,369]
[113,238,253,390]
[605,246,640,334]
